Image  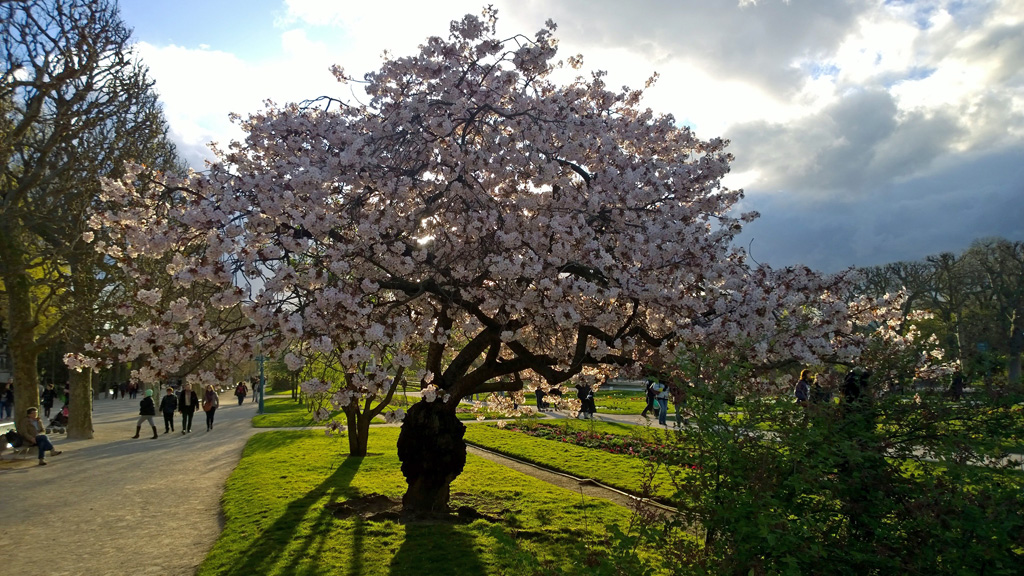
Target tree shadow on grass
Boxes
[389,522,488,575]
[211,454,364,576]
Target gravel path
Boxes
[0,391,259,576]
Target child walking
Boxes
[132,388,159,439]
[159,387,178,434]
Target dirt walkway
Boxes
[0,391,258,576]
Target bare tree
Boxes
[1,0,181,438]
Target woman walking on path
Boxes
[178,383,199,434]
[132,388,159,439]
[234,381,248,406]
[795,370,813,407]
[203,384,220,431]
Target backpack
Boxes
[4,429,23,448]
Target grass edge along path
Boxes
[200,428,669,576]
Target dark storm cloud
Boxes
[727,89,964,197]
[736,144,1024,271]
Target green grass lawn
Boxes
[251,397,339,428]
[592,389,650,415]
[464,421,682,502]
[254,395,538,428]
[202,428,664,576]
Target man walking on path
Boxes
[178,383,200,434]
[160,387,178,434]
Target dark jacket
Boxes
[139,396,156,416]
[42,388,60,407]
[177,390,200,413]
[159,394,178,414]
[795,379,810,402]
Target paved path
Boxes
[0,391,259,576]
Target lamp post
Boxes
[258,353,265,415]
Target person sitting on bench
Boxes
[19,407,62,465]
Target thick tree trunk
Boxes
[9,337,40,432]
[396,400,466,513]
[343,405,372,457]
[0,249,41,432]
[67,368,94,439]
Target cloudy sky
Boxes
[119,0,1023,272]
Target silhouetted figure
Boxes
[843,369,867,405]
[949,372,965,401]
[575,383,595,419]
[641,378,656,418]
[535,387,547,411]
[795,369,813,406]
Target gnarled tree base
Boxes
[396,400,466,513]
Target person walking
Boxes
[795,370,813,407]
[651,379,669,426]
[178,383,199,434]
[19,407,62,465]
[1,382,14,420]
[669,382,688,427]
[640,378,656,419]
[202,384,220,431]
[159,387,178,434]
[575,382,596,419]
[41,383,60,419]
[234,381,248,406]
[132,388,159,439]
[949,371,965,401]
[535,387,547,412]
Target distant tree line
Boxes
[858,237,1024,387]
